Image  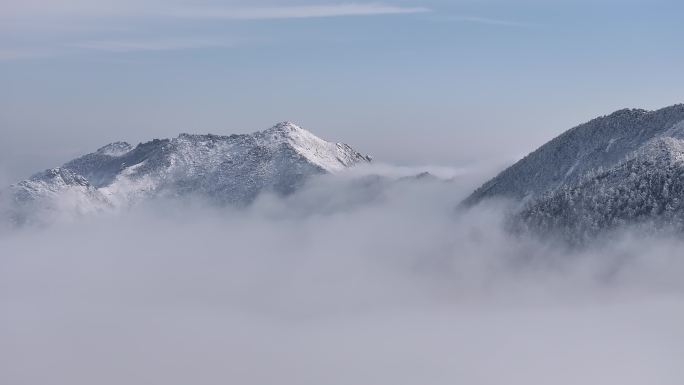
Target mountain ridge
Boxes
[463,103,684,241]
[464,104,684,207]
[5,122,371,224]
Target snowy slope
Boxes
[461,103,684,241]
[7,168,112,225]
[464,104,684,206]
[518,136,684,243]
[5,122,371,222]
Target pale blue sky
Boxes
[1,0,683,180]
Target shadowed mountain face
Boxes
[463,104,684,241]
[4,122,371,224]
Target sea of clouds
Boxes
[1,164,683,385]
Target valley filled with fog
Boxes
[2,164,683,385]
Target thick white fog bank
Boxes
[1,168,684,385]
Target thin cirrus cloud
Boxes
[0,3,429,60]
[449,16,533,28]
[162,3,431,20]
[68,38,236,53]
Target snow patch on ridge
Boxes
[97,142,133,157]
[99,162,158,207]
[256,122,371,173]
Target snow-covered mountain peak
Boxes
[168,122,370,173]
[258,121,317,143]
[461,103,684,242]
[4,122,371,224]
[269,121,303,132]
[96,141,133,157]
[9,168,111,223]
[255,121,371,173]
[463,104,684,207]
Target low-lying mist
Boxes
[1,164,683,385]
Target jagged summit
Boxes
[8,168,111,224]
[96,141,133,157]
[265,121,303,133]
[256,121,371,172]
[5,122,372,223]
[258,122,323,148]
[13,168,94,201]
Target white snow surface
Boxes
[4,122,371,222]
[256,122,370,173]
[96,142,134,157]
[7,168,112,223]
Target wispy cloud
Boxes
[0,37,238,61]
[163,3,430,20]
[68,38,235,53]
[0,3,429,61]
[449,15,533,28]
[0,38,236,61]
